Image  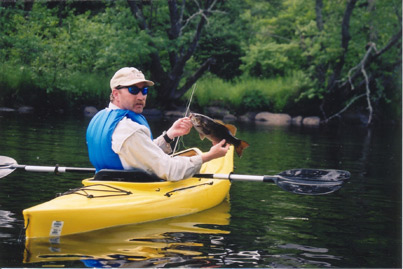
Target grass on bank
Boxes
[0,63,109,112]
[1,63,313,115]
[186,70,314,115]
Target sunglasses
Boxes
[117,85,148,95]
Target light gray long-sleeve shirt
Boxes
[108,103,203,181]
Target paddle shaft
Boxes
[6,165,342,185]
[2,156,349,195]
[10,164,95,174]
[195,173,277,183]
[195,173,344,187]
[10,165,270,181]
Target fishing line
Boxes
[172,84,197,155]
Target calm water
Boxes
[0,113,401,268]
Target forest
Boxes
[0,0,401,125]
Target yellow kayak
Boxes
[24,200,230,264]
[23,147,233,239]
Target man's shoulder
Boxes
[115,117,150,135]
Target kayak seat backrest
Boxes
[93,169,164,182]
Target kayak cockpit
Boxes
[92,169,164,182]
[87,148,203,183]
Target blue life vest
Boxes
[86,108,152,172]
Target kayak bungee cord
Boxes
[171,83,197,155]
[58,184,132,199]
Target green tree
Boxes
[240,0,401,124]
[125,0,247,106]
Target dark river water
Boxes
[0,112,401,268]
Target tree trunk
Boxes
[314,0,326,89]
[315,0,324,31]
[326,0,357,94]
[321,0,357,118]
[127,0,217,107]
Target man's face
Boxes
[113,82,147,113]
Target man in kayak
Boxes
[86,67,229,181]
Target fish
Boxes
[189,113,249,157]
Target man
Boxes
[86,67,229,181]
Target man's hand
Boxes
[166,117,193,139]
[201,139,230,163]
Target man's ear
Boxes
[112,88,119,98]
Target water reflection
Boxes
[0,115,401,268]
[24,200,230,267]
[0,210,17,238]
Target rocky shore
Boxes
[85,105,323,127]
[2,105,371,127]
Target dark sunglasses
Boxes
[117,85,148,95]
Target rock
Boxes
[239,112,257,122]
[302,116,321,126]
[223,114,237,122]
[83,106,98,117]
[291,116,303,126]
[255,112,291,125]
[204,107,229,118]
[18,106,34,114]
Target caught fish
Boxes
[189,113,249,157]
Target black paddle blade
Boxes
[276,169,350,195]
[0,156,17,178]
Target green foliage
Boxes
[188,70,314,114]
[241,41,304,77]
[195,1,247,80]
[0,0,401,122]
[238,0,401,120]
[0,1,152,111]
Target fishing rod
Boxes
[172,83,198,155]
[0,155,350,195]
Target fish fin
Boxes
[235,140,250,157]
[225,124,237,136]
[213,119,237,135]
[199,133,205,140]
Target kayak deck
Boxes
[23,147,233,238]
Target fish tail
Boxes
[235,140,250,157]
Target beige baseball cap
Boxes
[110,67,154,90]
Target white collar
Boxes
[108,102,120,110]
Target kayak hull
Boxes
[23,147,233,238]
[24,201,231,264]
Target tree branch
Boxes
[373,28,402,60]
[174,57,216,99]
[346,42,377,90]
[341,28,402,89]
[169,0,215,80]
[323,93,366,124]
[127,0,148,31]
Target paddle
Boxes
[0,156,95,176]
[0,156,349,195]
[196,169,349,195]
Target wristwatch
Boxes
[163,131,174,144]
